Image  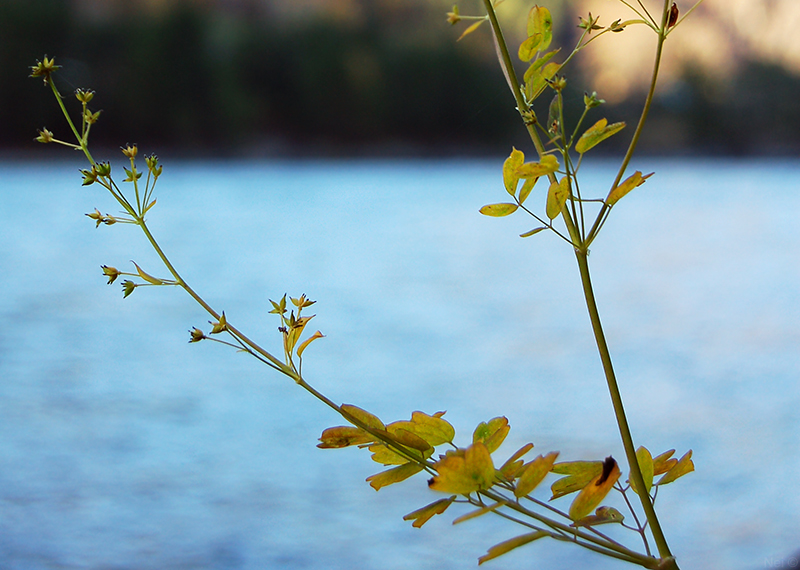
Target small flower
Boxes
[121,144,138,158]
[608,19,626,33]
[86,209,118,228]
[188,327,206,343]
[122,280,137,298]
[578,13,603,32]
[84,109,102,124]
[123,167,142,183]
[75,89,95,103]
[584,91,605,109]
[35,128,54,143]
[30,56,60,85]
[101,265,121,284]
[446,5,460,25]
[209,312,228,334]
[95,162,111,177]
[145,154,163,178]
[81,168,98,186]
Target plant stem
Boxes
[480,1,680,566]
[574,249,675,566]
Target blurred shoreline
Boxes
[5,0,800,157]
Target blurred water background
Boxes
[0,157,798,569]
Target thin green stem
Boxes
[586,1,670,247]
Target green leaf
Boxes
[657,450,694,485]
[606,171,653,206]
[514,451,559,498]
[341,404,385,431]
[520,227,546,238]
[522,49,560,84]
[472,416,509,454]
[503,147,525,195]
[480,203,518,217]
[545,177,570,220]
[317,425,375,448]
[457,18,486,41]
[525,61,561,103]
[367,463,424,491]
[571,506,625,527]
[629,446,654,496]
[518,33,542,62]
[568,457,621,521]
[575,118,626,154]
[403,496,456,528]
[478,531,548,565]
[526,5,553,50]
[428,442,495,495]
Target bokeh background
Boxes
[4,0,800,156]
[2,1,800,570]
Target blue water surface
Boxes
[0,157,798,570]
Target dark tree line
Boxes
[3,0,799,156]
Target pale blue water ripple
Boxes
[0,158,798,569]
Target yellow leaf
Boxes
[606,171,653,206]
[452,500,507,525]
[525,61,561,103]
[519,227,546,238]
[385,424,432,452]
[390,411,455,447]
[526,5,553,50]
[480,203,518,217]
[317,426,374,448]
[132,261,163,285]
[341,404,385,431]
[503,147,525,195]
[297,330,324,358]
[575,119,626,154]
[550,460,602,500]
[369,440,431,465]
[629,446,654,496]
[568,457,621,521]
[403,496,456,528]
[367,463,424,491]
[657,450,694,485]
[516,154,559,178]
[499,443,535,479]
[457,18,486,41]
[522,49,560,84]
[429,442,495,495]
[518,176,538,205]
[472,417,509,454]
[514,451,559,498]
[545,177,570,220]
[653,449,677,475]
[518,33,542,62]
[478,531,548,565]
